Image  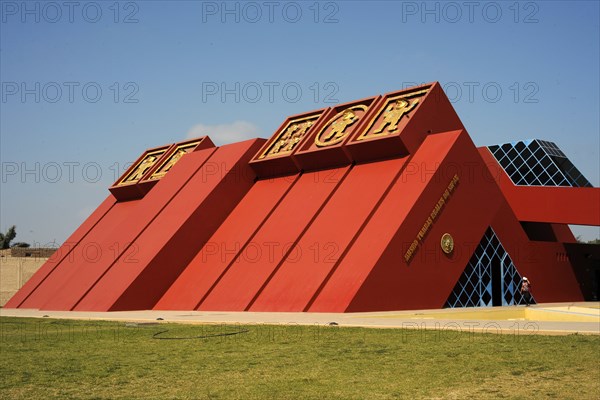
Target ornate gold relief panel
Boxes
[258,114,321,159]
[357,89,428,141]
[315,105,368,147]
[117,149,167,186]
[148,140,201,180]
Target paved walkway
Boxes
[2,302,599,335]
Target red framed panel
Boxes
[109,144,173,201]
[249,108,329,178]
[345,82,464,163]
[137,136,215,195]
[293,96,380,171]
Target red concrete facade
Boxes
[6,82,599,312]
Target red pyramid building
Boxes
[6,82,599,312]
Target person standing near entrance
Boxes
[520,277,532,306]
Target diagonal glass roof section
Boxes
[487,139,592,187]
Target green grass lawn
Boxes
[1,317,598,399]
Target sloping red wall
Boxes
[307,130,494,311]
[21,145,217,310]
[20,197,144,310]
[4,195,117,309]
[154,174,300,310]
[249,157,408,312]
[75,139,264,311]
[198,167,351,311]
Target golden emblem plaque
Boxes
[357,88,428,141]
[441,233,454,254]
[258,115,320,159]
[148,140,201,181]
[118,149,166,185]
[315,105,368,147]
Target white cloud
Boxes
[186,121,261,146]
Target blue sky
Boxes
[1,0,599,245]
